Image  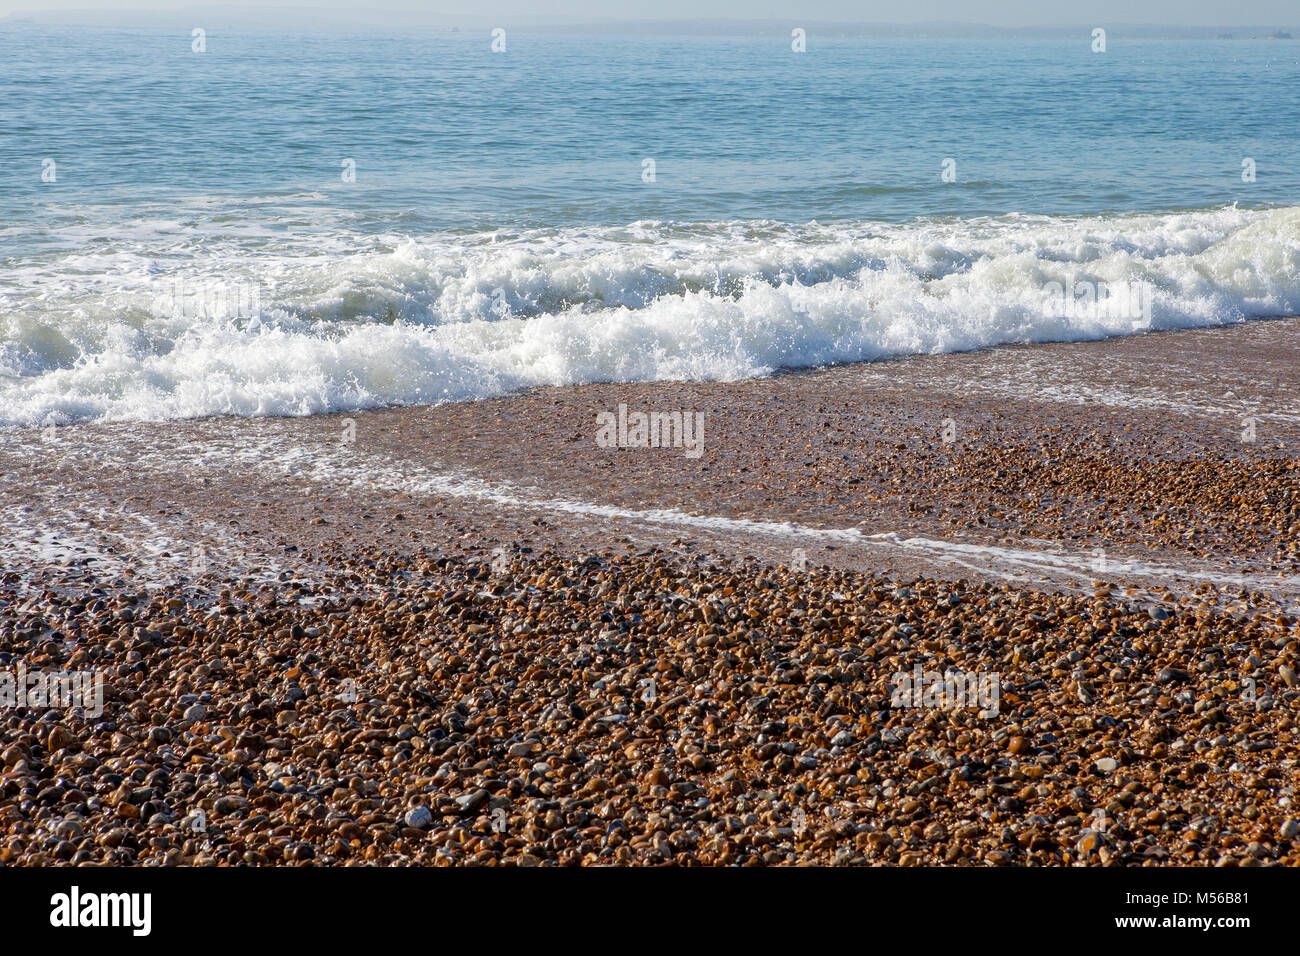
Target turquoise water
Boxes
[1,26,1298,423]
[5,28,1298,234]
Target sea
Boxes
[2,24,1298,426]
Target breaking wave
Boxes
[2,204,1297,425]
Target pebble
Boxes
[46,725,75,752]
[213,796,249,815]
[404,807,434,829]
[455,790,489,815]
[1077,830,1103,854]
[3,547,1297,868]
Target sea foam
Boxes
[2,205,1296,426]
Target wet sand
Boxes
[3,318,1297,602]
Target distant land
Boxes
[1,9,1297,38]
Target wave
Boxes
[2,205,1297,425]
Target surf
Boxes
[2,205,1297,426]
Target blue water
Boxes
[1,26,1298,425]
[4,27,1298,238]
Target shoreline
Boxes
[2,318,1298,866]
[3,317,1297,598]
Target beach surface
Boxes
[2,320,1298,865]
[5,317,1298,599]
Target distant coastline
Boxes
[2,12,1297,40]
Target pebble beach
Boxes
[2,320,1298,866]
[3,551,1299,866]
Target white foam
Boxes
[3,205,1298,425]
[6,429,1298,604]
[149,432,1300,598]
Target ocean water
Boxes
[2,25,1299,425]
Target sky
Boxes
[1,0,1297,27]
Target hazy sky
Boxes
[2,0,1296,26]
